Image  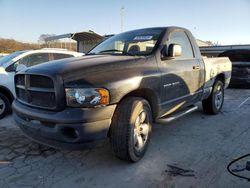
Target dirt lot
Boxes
[0,89,250,188]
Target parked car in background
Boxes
[0,53,9,58]
[0,48,83,119]
[219,49,250,87]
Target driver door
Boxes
[159,30,201,116]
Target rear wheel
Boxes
[202,80,224,115]
[0,93,11,119]
[110,97,152,162]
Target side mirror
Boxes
[15,64,27,72]
[161,44,182,60]
[169,44,182,57]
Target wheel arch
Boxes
[215,73,225,86]
[0,86,14,103]
[117,88,160,120]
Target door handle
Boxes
[193,65,200,70]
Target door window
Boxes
[7,53,49,71]
[19,53,49,67]
[52,53,74,60]
[167,31,194,59]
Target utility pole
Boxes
[121,6,124,32]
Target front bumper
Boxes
[12,100,117,150]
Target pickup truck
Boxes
[12,27,232,162]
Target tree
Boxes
[38,34,57,44]
[0,38,39,53]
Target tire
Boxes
[110,97,152,162]
[0,93,11,119]
[202,80,224,115]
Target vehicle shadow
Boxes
[0,97,244,187]
[0,111,204,187]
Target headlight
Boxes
[65,88,109,107]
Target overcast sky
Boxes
[0,0,250,45]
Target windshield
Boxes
[0,51,27,66]
[88,28,165,56]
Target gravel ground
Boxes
[0,89,250,188]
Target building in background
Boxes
[196,39,211,47]
[45,31,106,53]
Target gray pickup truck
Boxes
[13,27,231,162]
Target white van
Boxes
[0,48,83,119]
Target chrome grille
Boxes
[15,74,56,109]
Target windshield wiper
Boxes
[98,49,134,56]
[99,49,124,53]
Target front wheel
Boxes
[202,80,224,115]
[0,93,11,119]
[110,97,152,162]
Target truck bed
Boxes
[203,57,232,89]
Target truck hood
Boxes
[23,55,146,81]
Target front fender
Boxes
[106,76,143,104]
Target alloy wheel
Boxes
[133,111,150,152]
